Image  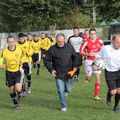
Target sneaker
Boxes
[94,96,101,101]
[113,106,119,112]
[61,107,67,112]
[14,104,19,110]
[21,91,27,97]
[65,92,69,97]
[27,87,31,94]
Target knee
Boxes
[116,88,120,94]
[110,89,117,95]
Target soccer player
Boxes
[17,33,33,94]
[80,28,103,100]
[32,35,42,75]
[1,36,23,109]
[44,33,79,112]
[67,27,83,81]
[40,33,51,59]
[96,35,120,112]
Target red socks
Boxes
[94,82,101,97]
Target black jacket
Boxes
[44,43,79,80]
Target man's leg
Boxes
[94,72,101,100]
[9,86,19,109]
[85,60,93,82]
[56,79,67,111]
[65,79,73,96]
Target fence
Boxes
[0,28,103,49]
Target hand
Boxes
[51,70,57,77]
[67,68,77,77]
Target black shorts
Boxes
[6,70,21,87]
[23,63,29,76]
[105,70,120,91]
[32,53,39,62]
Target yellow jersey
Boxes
[41,37,51,51]
[1,46,23,72]
[16,41,33,63]
[32,40,42,54]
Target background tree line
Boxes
[0,0,120,32]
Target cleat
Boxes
[21,91,27,97]
[113,106,119,113]
[94,96,101,101]
[14,104,19,110]
[61,107,67,112]
[27,87,31,94]
[85,80,89,83]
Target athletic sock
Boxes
[115,93,120,107]
[107,91,111,101]
[94,82,101,96]
[27,75,31,88]
[10,93,18,105]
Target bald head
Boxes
[112,35,120,49]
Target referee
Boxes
[97,35,120,112]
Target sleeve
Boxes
[43,48,54,73]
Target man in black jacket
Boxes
[44,33,79,112]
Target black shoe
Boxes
[113,106,119,112]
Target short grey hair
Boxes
[56,33,65,40]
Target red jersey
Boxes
[80,38,103,60]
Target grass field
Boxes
[0,64,120,120]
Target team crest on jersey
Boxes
[97,44,100,47]
[93,45,96,48]
[15,53,19,57]
[23,46,26,49]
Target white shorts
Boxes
[85,59,101,77]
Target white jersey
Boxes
[68,35,83,53]
[97,44,120,72]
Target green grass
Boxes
[0,64,120,120]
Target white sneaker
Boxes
[27,87,31,94]
[61,107,67,112]
[65,92,69,97]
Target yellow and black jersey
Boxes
[41,37,51,51]
[32,40,42,54]
[1,46,23,72]
[16,41,33,63]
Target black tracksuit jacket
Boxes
[44,43,79,80]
